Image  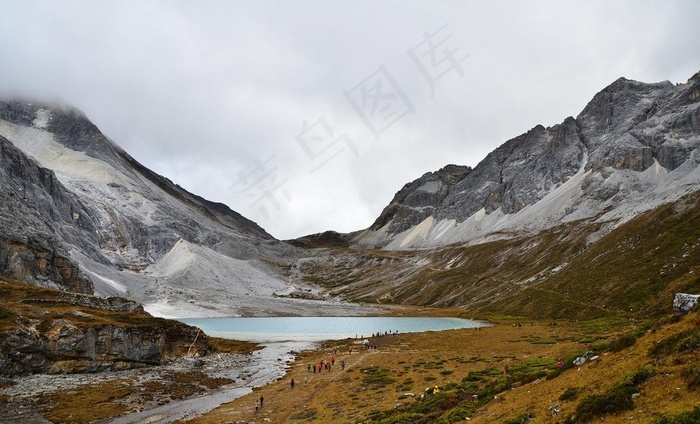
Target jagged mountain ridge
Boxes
[2,70,698,319]
[0,101,272,242]
[369,164,472,235]
[295,187,700,319]
[357,71,700,249]
[0,100,377,317]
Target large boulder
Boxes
[673,293,700,313]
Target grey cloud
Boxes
[1,0,699,239]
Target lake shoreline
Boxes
[103,315,491,422]
[182,320,546,423]
[0,307,490,423]
[179,315,489,344]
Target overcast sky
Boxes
[1,1,699,239]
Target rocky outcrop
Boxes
[370,164,472,234]
[0,279,207,377]
[356,70,700,248]
[0,135,95,293]
[673,293,700,313]
[0,319,206,376]
[0,100,307,315]
[21,291,145,314]
[0,238,93,294]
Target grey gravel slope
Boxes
[0,100,373,317]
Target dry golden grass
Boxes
[9,308,700,423]
[185,314,700,423]
[486,313,700,423]
[5,283,700,423]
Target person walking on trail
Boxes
[260,394,264,408]
[255,399,259,413]
[290,378,295,389]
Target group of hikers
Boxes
[356,330,399,339]
[306,355,346,374]
[255,335,391,414]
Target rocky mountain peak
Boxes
[437,164,473,184]
[576,77,674,153]
[0,99,312,317]
[369,164,471,233]
[0,101,108,157]
[355,70,700,249]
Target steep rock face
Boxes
[356,71,700,249]
[0,279,207,377]
[0,100,314,317]
[0,319,205,376]
[0,135,95,293]
[577,78,676,171]
[370,164,472,234]
[438,117,585,221]
[0,239,92,294]
[0,101,274,266]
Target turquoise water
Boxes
[179,316,488,343]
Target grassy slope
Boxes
[304,191,700,321]
[210,191,700,423]
[483,191,700,319]
[185,311,700,423]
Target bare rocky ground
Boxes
[0,344,300,424]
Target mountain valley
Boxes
[0,70,699,423]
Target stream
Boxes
[103,317,487,423]
[103,340,312,424]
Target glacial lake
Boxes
[109,317,488,423]
[179,316,489,343]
